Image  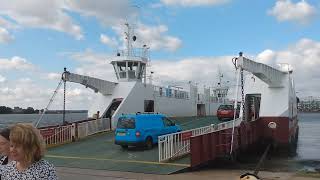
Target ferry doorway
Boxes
[103,98,123,120]
[144,100,154,112]
[197,104,206,116]
[245,94,261,121]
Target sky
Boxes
[0,0,320,110]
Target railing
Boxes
[158,118,242,162]
[153,86,189,99]
[40,118,111,147]
[116,48,149,60]
[42,124,75,147]
[77,118,111,138]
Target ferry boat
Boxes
[62,23,229,129]
[34,22,300,177]
[40,51,300,176]
[188,53,300,168]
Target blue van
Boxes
[115,113,181,149]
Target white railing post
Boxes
[42,118,113,147]
[158,118,242,162]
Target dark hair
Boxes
[0,128,10,141]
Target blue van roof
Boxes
[119,113,165,119]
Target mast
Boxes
[111,22,149,83]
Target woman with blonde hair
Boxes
[0,128,12,165]
[1,124,57,179]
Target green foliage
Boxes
[0,106,38,114]
[0,106,13,114]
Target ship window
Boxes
[128,62,138,79]
[119,71,126,78]
[117,62,126,72]
[128,70,135,79]
[117,62,127,79]
[128,62,138,71]
[138,64,146,79]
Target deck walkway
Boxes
[45,116,221,174]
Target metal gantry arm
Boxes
[62,69,118,95]
[236,53,286,88]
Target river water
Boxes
[0,113,88,128]
[296,113,320,160]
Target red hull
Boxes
[257,116,298,145]
[190,116,299,168]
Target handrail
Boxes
[158,118,242,162]
[40,118,111,147]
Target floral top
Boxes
[0,156,8,165]
[1,159,57,180]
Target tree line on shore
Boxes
[0,106,41,114]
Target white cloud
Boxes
[150,3,164,9]
[113,23,182,51]
[0,80,94,110]
[2,38,319,110]
[161,0,230,7]
[0,74,6,83]
[0,0,134,40]
[46,73,62,80]
[64,0,135,26]
[150,56,235,86]
[64,0,180,50]
[268,0,316,24]
[17,78,33,83]
[0,0,83,39]
[0,17,18,29]
[68,51,231,87]
[0,27,14,43]
[135,23,182,51]
[0,56,36,71]
[256,38,320,96]
[100,34,119,48]
[67,50,116,81]
[67,49,111,63]
[256,49,277,64]
[0,1,181,50]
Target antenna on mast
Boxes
[124,22,137,57]
[217,66,223,86]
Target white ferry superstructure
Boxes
[62,23,228,129]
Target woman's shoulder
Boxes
[0,156,8,165]
[1,161,17,174]
[33,159,58,179]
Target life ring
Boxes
[240,173,260,180]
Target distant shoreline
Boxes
[0,111,88,115]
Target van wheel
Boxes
[121,145,128,149]
[145,137,153,150]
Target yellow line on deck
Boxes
[46,154,190,167]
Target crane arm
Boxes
[62,71,117,95]
[236,55,286,88]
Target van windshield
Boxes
[117,117,135,129]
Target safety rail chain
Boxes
[158,118,242,162]
[40,118,111,147]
